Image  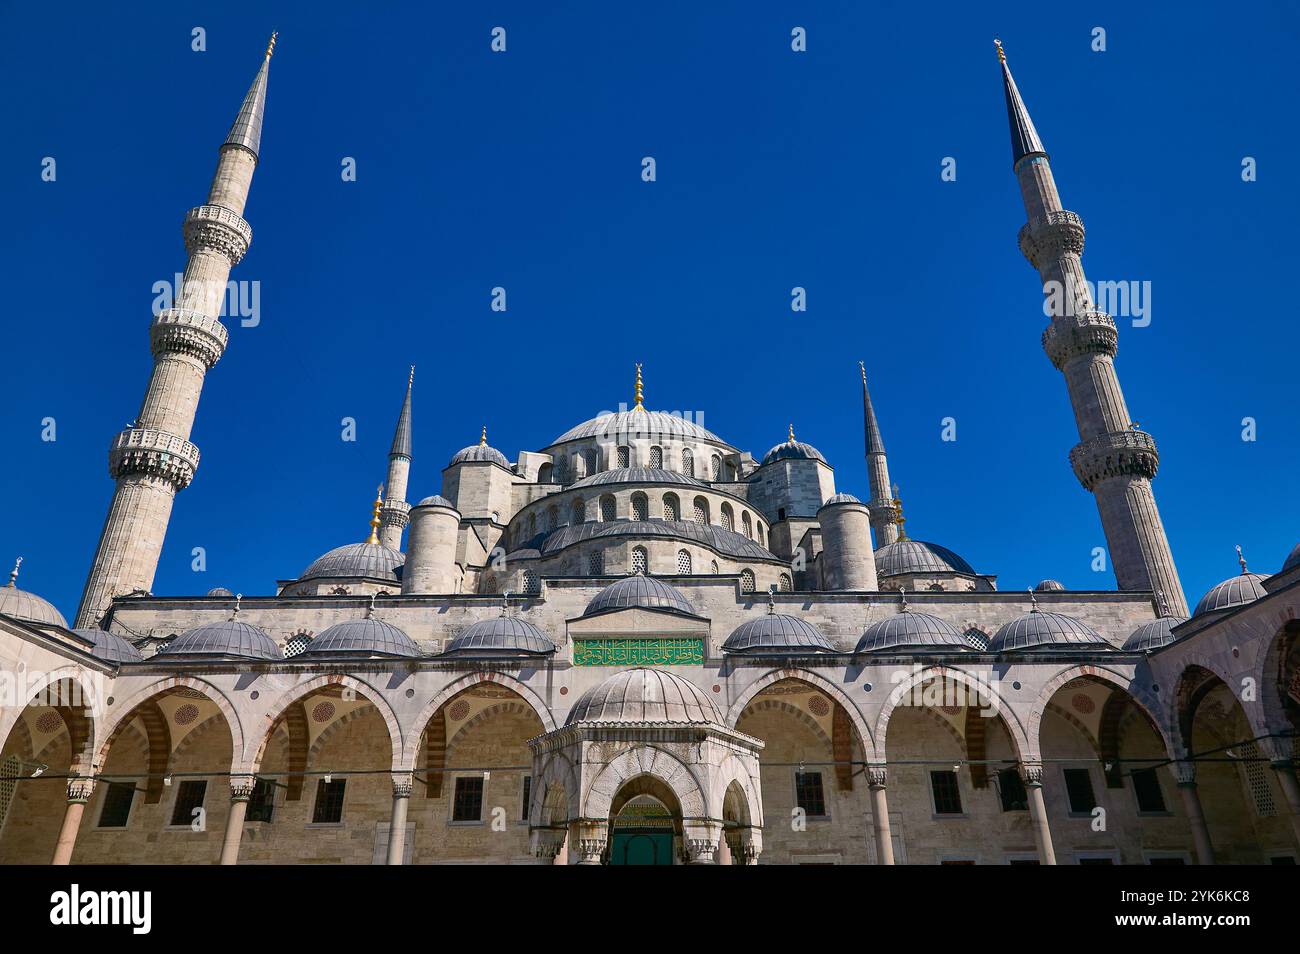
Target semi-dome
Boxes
[1193,572,1269,616]
[442,616,556,655]
[988,610,1110,653]
[159,620,283,660]
[1123,616,1188,652]
[450,441,511,468]
[552,409,727,446]
[74,628,143,664]
[570,467,706,490]
[206,586,235,598]
[300,542,403,583]
[874,540,975,577]
[855,611,974,653]
[1284,542,1300,573]
[565,667,720,725]
[820,492,861,507]
[761,429,827,466]
[302,617,421,657]
[723,613,834,653]
[1034,579,1065,592]
[583,575,699,618]
[539,520,775,562]
[0,582,67,629]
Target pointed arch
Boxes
[726,667,875,762]
[876,665,1026,762]
[252,673,401,774]
[1029,663,1174,762]
[93,676,244,773]
[402,671,556,770]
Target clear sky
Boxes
[3,0,1297,619]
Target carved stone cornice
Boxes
[1019,209,1085,270]
[108,427,200,489]
[1042,311,1118,370]
[150,308,228,370]
[183,205,252,265]
[1069,429,1160,491]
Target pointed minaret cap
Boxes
[224,33,276,161]
[389,366,414,459]
[995,39,1047,167]
[859,362,886,456]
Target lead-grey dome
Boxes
[415,494,457,509]
[875,540,975,576]
[1284,542,1300,572]
[302,618,421,658]
[450,442,511,468]
[583,575,699,618]
[538,520,775,562]
[988,610,1110,653]
[160,620,283,660]
[205,586,235,598]
[443,617,556,655]
[723,613,834,653]
[761,438,827,466]
[552,410,727,446]
[0,583,67,629]
[570,467,706,490]
[1034,579,1065,592]
[74,628,143,664]
[855,612,974,653]
[566,667,720,725]
[300,542,403,583]
[1193,573,1270,617]
[820,492,861,507]
[1123,616,1188,652]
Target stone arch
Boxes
[584,746,708,822]
[305,706,377,764]
[531,750,579,830]
[402,671,556,770]
[876,665,1027,762]
[727,667,876,762]
[1257,619,1300,747]
[738,697,832,752]
[445,701,540,752]
[0,668,103,773]
[94,676,243,774]
[1030,663,1174,763]
[253,674,401,773]
[1172,661,1246,759]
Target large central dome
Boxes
[551,408,728,447]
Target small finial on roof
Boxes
[1155,590,1168,616]
[994,38,1006,64]
[899,585,909,613]
[1236,545,1248,575]
[366,486,384,544]
[232,593,243,620]
[501,590,512,617]
[891,484,908,541]
[1028,588,1039,612]
[788,423,796,443]
[7,556,22,587]
[265,31,278,59]
[634,363,645,410]
[367,592,378,619]
[767,585,776,614]
[479,425,488,446]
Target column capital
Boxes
[1173,760,1198,786]
[391,772,415,798]
[576,838,607,864]
[66,776,96,803]
[684,838,718,864]
[868,765,888,788]
[229,775,257,801]
[1018,762,1045,787]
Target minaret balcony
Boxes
[1042,311,1118,369]
[380,499,412,529]
[1019,209,1085,269]
[182,205,252,264]
[1069,429,1159,492]
[150,308,229,369]
[108,427,201,489]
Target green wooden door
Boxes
[610,831,673,865]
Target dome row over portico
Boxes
[855,611,975,653]
[159,619,284,660]
[988,609,1110,653]
[565,667,721,725]
[1122,616,1188,652]
[302,617,421,658]
[723,612,834,653]
[1193,572,1270,617]
[443,616,556,655]
[583,574,699,618]
[74,628,144,664]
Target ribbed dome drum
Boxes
[160,620,283,660]
[443,617,556,655]
[584,575,698,618]
[565,667,720,725]
[855,612,973,653]
[551,410,726,446]
[449,443,511,468]
[988,611,1109,653]
[723,614,834,653]
[1193,573,1270,617]
[302,618,420,657]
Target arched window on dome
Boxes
[662,493,679,521]
[692,496,709,525]
[631,492,648,522]
[649,445,663,468]
[631,546,648,575]
[538,462,553,484]
[779,573,793,592]
[741,512,753,540]
[739,569,755,593]
[710,454,722,481]
[677,550,692,574]
[588,550,604,575]
[720,503,734,532]
[572,499,585,525]
[547,505,559,531]
[681,448,694,478]
[616,446,630,469]
[600,495,617,522]
[757,524,766,548]
[586,448,598,475]
[522,570,541,595]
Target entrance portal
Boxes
[608,794,675,865]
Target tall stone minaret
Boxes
[75,37,277,628]
[859,362,898,546]
[997,41,1188,615]
[378,367,414,550]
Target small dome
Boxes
[570,467,705,490]
[566,667,720,725]
[1123,616,1188,652]
[855,612,974,653]
[415,494,457,510]
[1283,542,1300,573]
[1193,573,1270,617]
[160,620,283,660]
[1034,579,1065,592]
[74,628,143,664]
[875,540,975,577]
[552,409,727,446]
[300,542,403,583]
[450,442,511,468]
[584,575,698,618]
[723,613,834,653]
[206,587,235,598]
[988,610,1110,653]
[443,617,556,655]
[761,437,827,466]
[302,618,420,657]
[820,492,861,507]
[0,581,67,629]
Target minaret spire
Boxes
[998,41,1188,616]
[76,41,275,627]
[378,367,415,550]
[859,362,898,546]
[633,363,645,410]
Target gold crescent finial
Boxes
[366,485,384,544]
[479,425,488,446]
[634,363,645,410]
[7,556,21,587]
[891,483,908,541]
[788,423,796,443]
[1236,544,1248,575]
[994,38,1006,64]
[266,31,278,59]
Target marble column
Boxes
[868,766,895,865]
[1269,759,1300,850]
[1174,761,1214,865]
[386,773,414,865]
[1020,763,1057,865]
[218,775,256,865]
[51,777,95,865]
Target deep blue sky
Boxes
[3,1,1297,618]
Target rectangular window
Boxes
[998,768,1028,812]
[98,781,135,828]
[1269,856,1297,865]
[312,778,346,824]
[1063,768,1098,814]
[794,771,826,817]
[246,777,276,823]
[453,776,484,822]
[521,776,532,822]
[169,779,207,827]
[1132,768,1167,813]
[930,771,963,815]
